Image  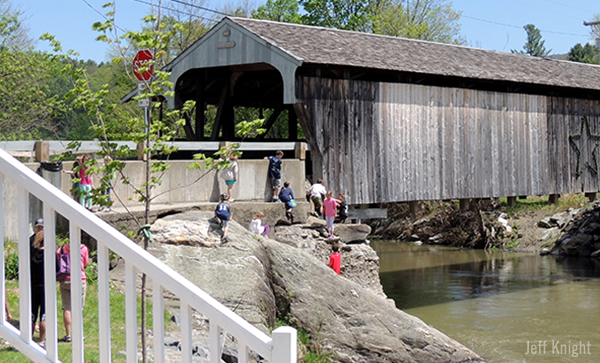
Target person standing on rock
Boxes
[329,243,341,275]
[278,181,297,223]
[265,150,283,202]
[308,178,327,218]
[220,154,239,202]
[30,230,46,346]
[323,191,340,238]
[215,193,232,242]
[335,193,348,223]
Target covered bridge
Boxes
[164,17,600,206]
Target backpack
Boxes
[56,246,71,282]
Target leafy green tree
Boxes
[372,0,465,44]
[568,43,599,64]
[252,0,302,23]
[300,0,383,32]
[511,24,551,57]
[0,0,32,50]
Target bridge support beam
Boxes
[409,201,418,215]
[549,194,560,204]
[507,196,517,207]
[459,199,470,211]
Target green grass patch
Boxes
[500,194,588,217]
[2,279,170,363]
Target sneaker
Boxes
[221,236,229,243]
[104,207,111,212]
[61,335,72,343]
[229,198,235,203]
[272,196,279,202]
[39,341,45,349]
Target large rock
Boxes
[263,239,482,363]
[142,210,482,363]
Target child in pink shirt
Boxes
[322,191,339,238]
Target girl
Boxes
[249,212,270,238]
[322,191,339,238]
[78,154,95,211]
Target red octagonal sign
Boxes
[133,50,153,81]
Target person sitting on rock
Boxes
[278,181,296,223]
[249,212,270,238]
[215,193,232,243]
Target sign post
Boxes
[133,50,153,161]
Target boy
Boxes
[266,150,283,202]
[215,193,232,242]
[335,193,348,223]
[328,243,341,275]
[278,181,296,223]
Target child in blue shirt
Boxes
[215,193,232,242]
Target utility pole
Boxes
[583,20,600,49]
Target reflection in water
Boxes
[373,241,600,363]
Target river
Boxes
[372,241,600,363]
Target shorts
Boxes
[270,178,281,190]
[311,196,323,209]
[220,219,230,228]
[225,180,235,186]
[31,284,46,323]
[59,279,88,311]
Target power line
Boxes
[461,14,588,37]
[131,0,219,23]
[169,0,230,17]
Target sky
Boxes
[9,0,600,63]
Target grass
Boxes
[2,279,169,363]
[499,193,588,217]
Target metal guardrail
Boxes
[0,147,296,363]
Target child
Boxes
[78,154,95,211]
[278,181,296,223]
[308,179,327,218]
[265,150,283,202]
[220,154,239,202]
[328,243,341,275]
[249,212,270,238]
[322,191,339,238]
[335,193,348,223]
[215,193,232,242]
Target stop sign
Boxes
[133,50,153,81]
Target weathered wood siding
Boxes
[297,76,600,204]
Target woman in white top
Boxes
[220,154,239,202]
[249,212,270,237]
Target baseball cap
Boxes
[35,218,44,226]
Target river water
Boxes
[372,241,600,363]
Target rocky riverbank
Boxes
[110,209,483,363]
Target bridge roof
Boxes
[229,17,600,92]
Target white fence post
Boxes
[272,326,297,363]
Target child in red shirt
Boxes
[328,243,341,275]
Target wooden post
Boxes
[585,192,596,202]
[294,142,306,160]
[518,195,527,200]
[409,201,418,215]
[507,196,517,207]
[34,141,49,162]
[219,141,232,153]
[549,194,560,204]
[459,199,470,211]
[137,142,147,161]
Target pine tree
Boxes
[511,24,551,57]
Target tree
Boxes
[300,0,384,32]
[568,43,599,64]
[252,0,302,23]
[372,0,465,44]
[44,2,263,362]
[0,0,33,50]
[511,24,551,57]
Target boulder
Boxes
[263,239,482,363]
[141,210,482,363]
[334,223,371,243]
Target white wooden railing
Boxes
[0,147,296,363]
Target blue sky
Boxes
[11,0,600,62]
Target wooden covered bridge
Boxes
[164,17,600,207]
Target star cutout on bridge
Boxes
[569,115,600,178]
